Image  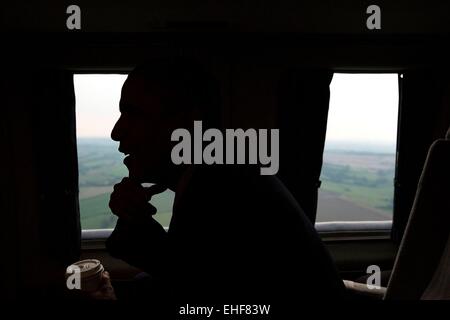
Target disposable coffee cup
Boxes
[66,259,104,292]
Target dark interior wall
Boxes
[2,0,450,33]
[4,33,450,74]
[3,0,450,71]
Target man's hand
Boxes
[109,177,167,222]
[88,271,117,300]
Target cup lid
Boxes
[66,259,103,278]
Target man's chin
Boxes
[126,160,165,184]
[128,168,156,184]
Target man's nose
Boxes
[111,117,122,142]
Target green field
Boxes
[78,138,396,229]
[320,160,395,212]
[321,180,393,212]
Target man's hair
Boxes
[129,57,221,129]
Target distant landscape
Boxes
[78,138,395,230]
[317,148,394,221]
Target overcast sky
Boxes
[326,73,399,148]
[74,73,399,150]
[74,74,127,138]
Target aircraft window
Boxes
[316,74,399,223]
[74,74,175,230]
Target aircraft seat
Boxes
[384,127,450,299]
[344,127,450,299]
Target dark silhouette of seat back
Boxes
[385,128,450,299]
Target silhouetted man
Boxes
[106,58,345,303]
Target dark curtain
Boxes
[393,71,450,243]
[0,67,80,299]
[277,69,333,223]
[34,69,81,271]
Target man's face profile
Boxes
[111,75,178,185]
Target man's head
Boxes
[111,57,220,185]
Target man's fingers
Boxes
[109,179,166,220]
[113,177,130,191]
[114,178,166,199]
[89,271,117,300]
[145,203,158,216]
[98,271,114,294]
[143,184,167,200]
[102,271,112,283]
